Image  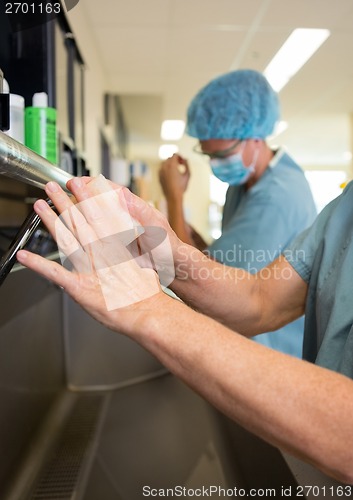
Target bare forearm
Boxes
[165,198,194,246]
[17,177,351,484]
[171,251,307,336]
[136,294,353,484]
[171,245,264,335]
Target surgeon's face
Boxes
[199,139,261,169]
[199,139,242,159]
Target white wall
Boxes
[65,3,109,175]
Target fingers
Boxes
[16,250,78,292]
[125,189,159,226]
[177,164,187,175]
[63,177,118,249]
[33,199,91,271]
[66,177,147,273]
[175,154,187,166]
[160,154,189,176]
[182,158,190,175]
[35,185,141,276]
[45,181,77,232]
[44,176,143,249]
[48,175,142,247]
[175,155,190,177]
[44,181,99,249]
[23,177,173,309]
[67,176,140,245]
[34,199,80,254]
[46,181,74,213]
[44,176,163,276]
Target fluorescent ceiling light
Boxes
[161,120,185,140]
[159,144,179,160]
[264,28,330,92]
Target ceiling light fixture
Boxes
[161,120,185,140]
[158,144,179,160]
[264,28,330,92]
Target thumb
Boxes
[124,188,158,226]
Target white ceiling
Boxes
[82,0,353,169]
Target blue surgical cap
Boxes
[186,69,280,140]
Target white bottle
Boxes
[3,79,25,144]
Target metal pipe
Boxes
[0,131,73,284]
[0,209,43,286]
[0,130,73,191]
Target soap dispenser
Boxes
[25,92,57,164]
[3,79,25,144]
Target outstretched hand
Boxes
[16,175,176,335]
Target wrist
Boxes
[172,244,207,284]
[131,291,177,344]
[166,193,183,206]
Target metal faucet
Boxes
[0,200,54,286]
[0,127,73,285]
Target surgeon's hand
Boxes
[79,176,195,283]
[159,154,190,201]
[16,176,173,336]
[79,175,186,282]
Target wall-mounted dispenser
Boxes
[25,92,57,164]
[2,79,25,144]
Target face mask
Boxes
[210,143,258,186]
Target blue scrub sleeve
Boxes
[208,195,301,272]
[283,191,345,283]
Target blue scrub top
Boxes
[207,149,317,357]
[284,181,353,378]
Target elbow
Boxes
[319,459,353,485]
[331,449,353,484]
[334,467,353,485]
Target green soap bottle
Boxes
[25,92,57,164]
